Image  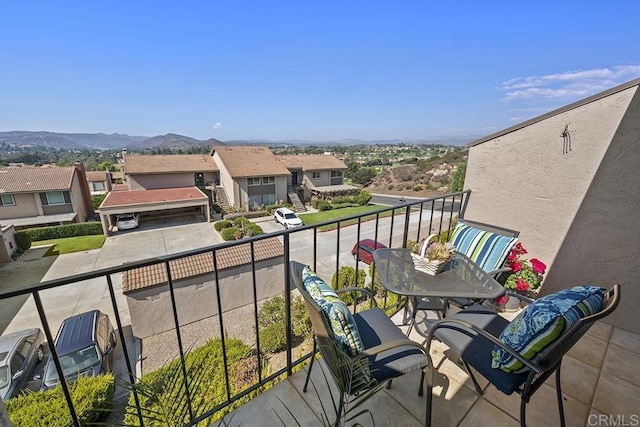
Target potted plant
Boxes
[411,234,455,275]
[495,243,546,310]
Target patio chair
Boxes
[411,218,520,319]
[290,261,429,425]
[424,284,620,427]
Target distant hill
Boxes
[126,133,211,150]
[0,131,147,149]
[0,130,478,151]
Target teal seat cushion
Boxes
[302,266,365,357]
[451,221,518,273]
[492,286,605,373]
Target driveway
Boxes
[2,221,222,397]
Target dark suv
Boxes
[41,310,116,390]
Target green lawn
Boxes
[299,204,399,231]
[34,235,106,256]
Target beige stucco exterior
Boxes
[464,80,640,334]
[125,258,284,339]
[128,172,218,190]
[0,224,17,263]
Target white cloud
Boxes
[213,122,223,130]
[499,65,640,102]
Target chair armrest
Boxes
[486,266,512,277]
[425,317,542,374]
[505,290,535,305]
[354,338,426,360]
[335,287,378,307]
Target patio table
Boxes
[372,248,505,318]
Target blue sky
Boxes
[1,1,639,141]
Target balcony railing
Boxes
[0,190,470,426]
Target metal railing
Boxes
[0,190,470,426]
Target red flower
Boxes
[516,278,530,291]
[495,295,509,305]
[514,243,528,255]
[531,258,546,275]
[510,261,522,273]
[507,251,518,262]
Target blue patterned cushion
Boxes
[450,221,518,274]
[492,286,605,373]
[302,266,365,356]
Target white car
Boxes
[274,207,303,229]
[116,214,139,230]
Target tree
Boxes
[450,160,467,192]
[97,161,118,172]
[351,167,377,186]
[344,161,361,179]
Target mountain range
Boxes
[0,131,477,150]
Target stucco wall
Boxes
[126,258,285,339]
[213,152,237,207]
[0,193,39,219]
[304,170,331,187]
[69,171,89,222]
[0,225,17,263]
[128,172,218,190]
[465,84,640,333]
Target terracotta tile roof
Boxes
[100,187,207,208]
[122,237,284,293]
[85,171,109,182]
[124,154,219,174]
[277,154,347,171]
[111,183,129,192]
[0,166,76,193]
[212,146,291,178]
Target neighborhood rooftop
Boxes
[277,154,348,171]
[121,237,284,293]
[124,154,219,174]
[85,170,110,182]
[0,166,76,193]
[212,146,291,178]
[100,187,208,208]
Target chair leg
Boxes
[520,397,527,427]
[462,359,483,395]
[418,370,425,396]
[303,339,317,393]
[555,364,566,427]
[425,365,434,427]
[386,379,393,389]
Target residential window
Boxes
[262,176,275,185]
[263,193,276,206]
[0,194,15,206]
[40,191,71,206]
[331,170,343,178]
[247,177,261,186]
[312,171,321,179]
[92,182,106,191]
[248,195,262,208]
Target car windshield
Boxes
[0,366,8,389]
[44,345,100,383]
[284,213,298,219]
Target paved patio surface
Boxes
[219,309,640,426]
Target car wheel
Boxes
[37,345,44,362]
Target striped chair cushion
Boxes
[302,266,365,356]
[492,286,605,373]
[450,221,518,274]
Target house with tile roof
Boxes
[0,163,93,229]
[123,154,219,191]
[122,237,284,338]
[211,146,291,210]
[85,170,112,196]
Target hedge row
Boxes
[6,374,115,426]
[24,222,103,242]
[15,232,32,251]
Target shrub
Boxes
[258,295,311,340]
[214,220,232,231]
[233,217,249,227]
[259,322,288,353]
[244,223,263,237]
[331,266,367,305]
[387,184,394,190]
[413,184,423,191]
[91,194,106,210]
[6,374,115,426]
[123,339,254,426]
[357,190,372,205]
[331,202,358,209]
[265,204,280,214]
[316,200,331,211]
[15,231,31,251]
[450,160,467,192]
[224,211,268,221]
[221,226,240,241]
[25,222,103,242]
